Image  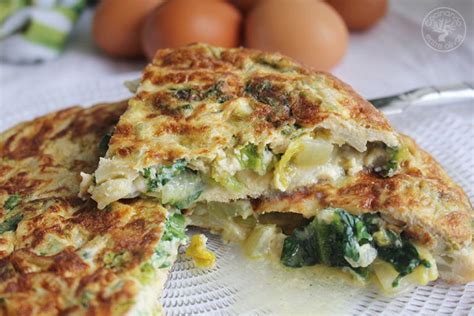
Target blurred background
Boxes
[0,0,473,103]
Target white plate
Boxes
[1,76,473,315]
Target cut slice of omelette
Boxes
[0,101,186,315]
[82,44,473,292]
[190,134,473,290]
[83,43,400,209]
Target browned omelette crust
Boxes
[107,43,398,168]
[0,199,166,316]
[0,102,127,204]
[252,135,473,251]
[0,102,169,315]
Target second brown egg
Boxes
[327,0,388,31]
[245,0,348,71]
[141,0,242,60]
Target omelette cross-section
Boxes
[83,43,400,209]
[0,102,186,315]
[82,44,473,292]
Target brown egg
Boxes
[245,0,348,71]
[232,0,260,12]
[328,0,388,31]
[141,0,242,60]
[93,0,163,58]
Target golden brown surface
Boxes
[84,44,402,209]
[0,102,170,315]
[107,43,398,169]
[1,102,127,204]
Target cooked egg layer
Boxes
[82,138,394,210]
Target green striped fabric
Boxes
[0,0,26,23]
[0,0,86,63]
[24,19,67,50]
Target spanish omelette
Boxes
[0,101,186,315]
[81,44,472,292]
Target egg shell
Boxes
[328,0,388,31]
[245,0,348,71]
[141,0,242,60]
[232,0,260,12]
[93,0,163,58]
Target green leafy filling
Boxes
[98,130,112,153]
[245,79,275,107]
[237,143,271,175]
[362,214,431,287]
[204,81,232,103]
[213,143,273,189]
[103,250,131,269]
[212,171,243,192]
[377,146,408,178]
[281,209,371,277]
[162,213,187,242]
[244,79,291,110]
[256,57,286,71]
[0,213,23,234]
[3,195,20,210]
[173,87,201,101]
[153,213,187,269]
[281,209,429,287]
[171,81,231,104]
[174,189,202,209]
[138,262,155,285]
[101,215,187,286]
[280,220,319,267]
[160,170,203,209]
[378,239,431,287]
[79,290,96,308]
[141,159,187,192]
[239,143,260,170]
[141,160,203,209]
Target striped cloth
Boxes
[0,0,86,63]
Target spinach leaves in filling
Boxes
[281,209,430,287]
[141,160,203,209]
[0,213,23,234]
[3,194,20,210]
[375,145,409,178]
[170,81,232,104]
